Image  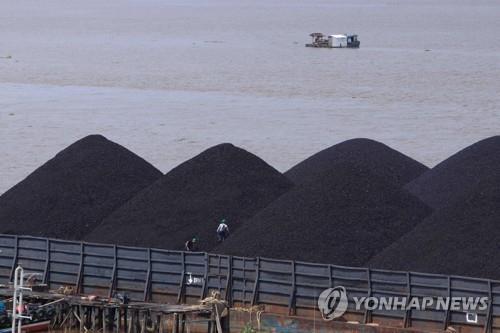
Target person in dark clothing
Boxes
[185,237,198,251]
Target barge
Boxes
[306,32,360,48]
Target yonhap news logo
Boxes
[318,286,488,321]
[317,286,348,320]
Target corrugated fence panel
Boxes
[150,248,183,302]
[295,261,330,309]
[115,245,148,301]
[206,254,229,299]
[82,243,115,296]
[48,239,80,290]
[0,234,499,332]
[182,252,205,300]
[0,235,16,283]
[231,256,256,305]
[258,257,293,306]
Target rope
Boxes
[230,305,264,331]
[200,291,265,330]
[199,291,227,306]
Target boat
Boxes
[0,321,50,333]
[306,32,360,48]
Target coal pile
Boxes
[215,162,431,266]
[286,138,428,187]
[369,176,500,279]
[85,143,293,251]
[406,136,500,209]
[0,135,162,240]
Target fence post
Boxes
[442,276,451,330]
[224,256,233,306]
[288,260,297,316]
[251,257,260,306]
[108,245,117,298]
[200,253,209,299]
[143,248,152,302]
[328,264,333,288]
[9,235,19,282]
[403,272,412,328]
[43,238,51,284]
[217,255,222,294]
[363,268,372,324]
[242,258,247,305]
[75,242,84,293]
[483,280,493,333]
[177,252,186,304]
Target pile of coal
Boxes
[85,143,293,251]
[286,138,428,187]
[369,176,500,280]
[215,161,431,266]
[406,136,500,209]
[369,137,500,279]
[0,135,162,239]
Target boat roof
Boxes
[330,34,347,38]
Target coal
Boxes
[368,176,500,279]
[367,138,500,279]
[0,135,162,240]
[286,138,428,187]
[215,162,431,266]
[406,136,500,209]
[85,143,293,251]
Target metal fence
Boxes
[0,234,498,332]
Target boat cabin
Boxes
[306,33,360,48]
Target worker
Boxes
[185,237,198,251]
[216,219,229,242]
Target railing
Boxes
[0,234,498,332]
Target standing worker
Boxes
[216,219,229,242]
[185,237,198,251]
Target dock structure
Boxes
[0,288,228,333]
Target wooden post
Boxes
[70,306,76,330]
[127,310,134,333]
[124,307,128,333]
[159,314,165,333]
[173,313,179,333]
[139,311,146,333]
[221,309,230,333]
[91,306,97,331]
[181,313,186,333]
[115,307,121,332]
[79,305,84,332]
[103,307,107,333]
